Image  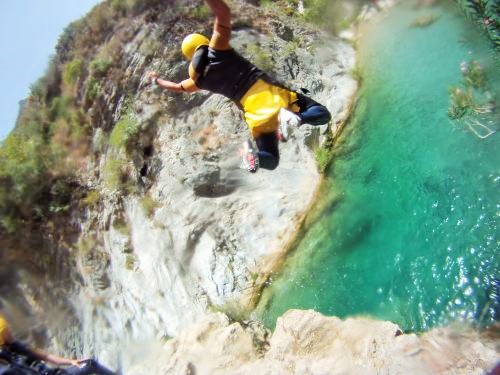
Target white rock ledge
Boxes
[127,309,499,375]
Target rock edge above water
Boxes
[127,309,499,375]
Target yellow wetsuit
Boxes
[191,47,300,139]
[0,315,9,346]
[240,79,300,138]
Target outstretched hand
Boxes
[75,358,91,367]
[147,71,158,83]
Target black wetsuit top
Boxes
[0,341,56,374]
[192,46,264,102]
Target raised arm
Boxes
[0,319,81,368]
[29,347,81,367]
[205,0,231,50]
[147,72,199,93]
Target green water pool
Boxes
[256,1,499,332]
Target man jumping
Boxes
[148,0,331,172]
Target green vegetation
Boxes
[208,300,250,323]
[349,64,363,82]
[76,235,97,257]
[140,195,159,217]
[139,37,163,59]
[315,147,332,173]
[258,0,300,16]
[105,107,140,192]
[109,114,140,153]
[125,253,138,270]
[103,157,126,191]
[448,86,474,119]
[110,0,131,14]
[0,124,80,232]
[113,217,131,236]
[29,58,60,103]
[102,154,137,193]
[48,179,73,214]
[0,0,164,236]
[302,0,368,34]
[258,0,274,7]
[282,40,300,59]
[48,96,72,121]
[82,189,101,207]
[90,56,113,78]
[314,132,336,173]
[110,0,163,16]
[92,128,107,153]
[0,130,50,232]
[86,77,102,103]
[86,3,113,35]
[246,43,275,72]
[0,60,92,234]
[454,0,499,50]
[63,59,83,86]
[192,4,211,20]
[462,60,486,88]
[257,0,371,34]
[447,60,493,119]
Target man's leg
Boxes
[295,93,331,125]
[278,92,331,141]
[255,132,280,170]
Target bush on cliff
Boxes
[0,125,54,232]
[0,53,93,234]
[109,114,140,154]
[110,0,164,16]
[90,56,113,78]
[63,59,83,87]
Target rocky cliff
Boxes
[0,0,357,368]
[127,310,499,374]
[1,1,498,374]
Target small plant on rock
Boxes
[448,86,474,119]
[109,114,140,154]
[86,78,102,103]
[349,64,363,82]
[82,189,101,207]
[140,194,159,218]
[139,37,162,59]
[103,157,125,190]
[113,217,131,236]
[63,59,83,87]
[315,147,332,173]
[125,253,138,270]
[461,60,486,88]
[192,4,211,20]
[90,56,113,78]
[208,300,250,323]
[246,43,275,72]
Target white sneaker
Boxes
[240,139,259,173]
[278,108,301,142]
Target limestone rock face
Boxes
[0,1,357,367]
[128,310,499,375]
[80,28,356,363]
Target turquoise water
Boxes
[256,2,499,332]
